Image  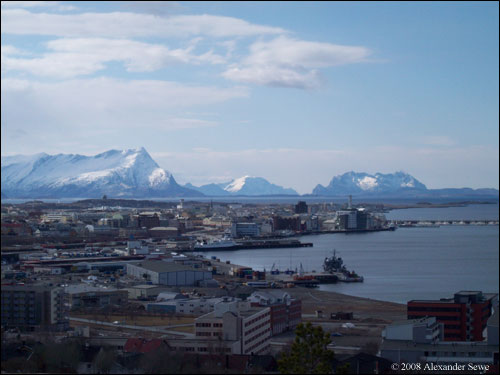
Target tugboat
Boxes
[323,250,364,282]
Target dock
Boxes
[193,239,313,252]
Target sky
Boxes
[1,1,498,194]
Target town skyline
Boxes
[2,1,499,193]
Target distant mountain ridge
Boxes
[185,176,298,196]
[1,150,497,199]
[1,148,201,198]
[312,171,498,198]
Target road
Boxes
[69,317,195,338]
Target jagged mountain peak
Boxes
[186,175,298,196]
[313,171,427,196]
[1,148,200,198]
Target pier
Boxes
[193,239,313,252]
[390,220,498,227]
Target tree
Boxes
[278,322,334,374]
[93,347,116,374]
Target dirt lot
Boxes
[286,287,406,323]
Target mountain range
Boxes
[312,171,498,198]
[185,176,298,196]
[1,148,498,199]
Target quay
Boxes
[391,219,499,227]
[193,239,313,252]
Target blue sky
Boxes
[1,1,498,193]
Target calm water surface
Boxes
[195,205,499,304]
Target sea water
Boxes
[196,204,499,304]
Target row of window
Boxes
[244,327,271,346]
[408,315,459,321]
[196,332,211,336]
[408,306,462,312]
[196,322,213,327]
[246,337,270,354]
[244,311,270,327]
[245,320,269,336]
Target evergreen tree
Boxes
[278,322,334,374]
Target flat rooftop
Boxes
[408,293,498,304]
[381,339,499,353]
[198,306,269,320]
[65,284,122,294]
[129,260,204,273]
[389,317,436,326]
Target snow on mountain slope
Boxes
[223,176,298,195]
[1,148,201,198]
[185,176,298,196]
[184,182,231,196]
[312,171,427,196]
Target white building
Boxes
[382,317,443,344]
[380,313,499,365]
[192,298,271,355]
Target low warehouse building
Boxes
[65,284,128,310]
[126,260,212,286]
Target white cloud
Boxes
[422,136,456,147]
[121,1,184,16]
[224,65,323,89]
[2,38,226,78]
[1,78,248,149]
[1,1,77,11]
[1,9,286,38]
[222,36,371,89]
[1,45,28,56]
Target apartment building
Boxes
[1,284,68,332]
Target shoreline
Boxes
[208,256,407,323]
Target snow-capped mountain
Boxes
[186,176,298,196]
[313,171,427,196]
[1,148,202,198]
[184,182,231,196]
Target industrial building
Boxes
[147,296,233,315]
[125,284,172,300]
[126,260,212,286]
[65,284,128,310]
[231,222,260,238]
[407,291,498,341]
[1,284,68,332]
